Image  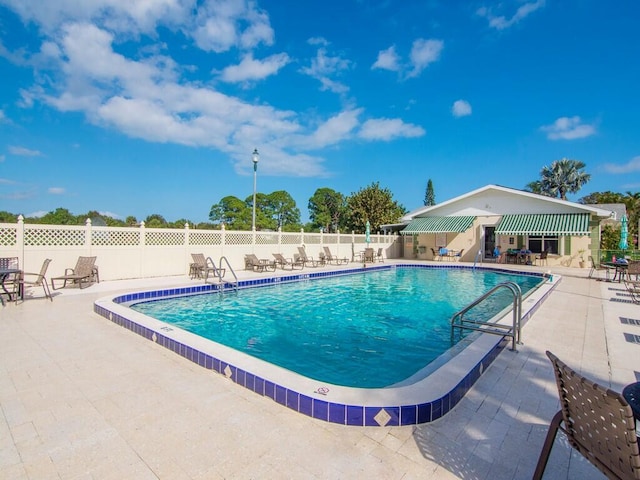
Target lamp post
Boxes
[251,148,259,231]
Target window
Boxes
[528,235,558,254]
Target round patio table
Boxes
[623,382,640,422]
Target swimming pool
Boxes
[94,263,559,426]
[131,268,543,388]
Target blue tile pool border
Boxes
[94,264,556,426]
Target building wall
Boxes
[402,215,597,268]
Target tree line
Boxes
[0,182,407,234]
[1,158,636,248]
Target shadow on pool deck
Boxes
[1,261,636,479]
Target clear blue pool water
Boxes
[132,268,543,388]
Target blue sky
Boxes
[1,0,639,224]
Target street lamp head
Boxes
[252,148,259,164]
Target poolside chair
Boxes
[588,255,615,281]
[51,256,97,290]
[627,260,640,282]
[323,247,348,265]
[430,248,440,261]
[0,256,21,305]
[376,248,384,262]
[533,351,640,480]
[19,258,52,302]
[244,254,276,272]
[624,280,640,304]
[534,250,548,266]
[297,247,320,267]
[454,248,464,261]
[272,253,304,270]
[363,248,375,263]
[190,253,225,280]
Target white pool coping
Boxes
[94,264,560,426]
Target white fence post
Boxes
[17,215,24,268]
[85,218,92,255]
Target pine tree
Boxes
[424,179,435,206]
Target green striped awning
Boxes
[401,216,476,234]
[495,213,591,235]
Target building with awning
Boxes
[394,185,614,266]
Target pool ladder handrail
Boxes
[450,281,522,351]
[204,256,238,291]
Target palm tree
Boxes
[534,158,591,200]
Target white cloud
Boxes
[3,1,424,178]
[306,109,362,148]
[219,53,290,83]
[0,0,187,35]
[26,210,48,218]
[0,155,5,162]
[9,145,43,156]
[372,46,400,72]
[358,118,425,141]
[193,1,274,53]
[540,116,596,140]
[299,47,351,94]
[602,156,640,174]
[477,0,546,30]
[452,99,472,117]
[99,210,121,219]
[307,37,329,46]
[48,187,66,194]
[406,39,443,78]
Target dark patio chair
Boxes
[533,351,640,480]
[535,250,548,266]
[588,255,615,281]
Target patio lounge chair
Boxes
[51,256,97,290]
[244,254,276,272]
[190,253,225,280]
[19,258,52,301]
[323,247,348,265]
[272,253,304,270]
[430,248,441,261]
[533,351,640,480]
[376,248,384,262]
[297,247,320,267]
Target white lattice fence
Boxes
[92,227,140,246]
[25,225,85,246]
[0,226,17,247]
[189,231,222,246]
[0,219,397,281]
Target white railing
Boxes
[0,217,400,281]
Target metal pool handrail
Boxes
[450,281,523,351]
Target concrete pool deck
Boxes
[1,261,638,479]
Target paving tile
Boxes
[0,266,633,479]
